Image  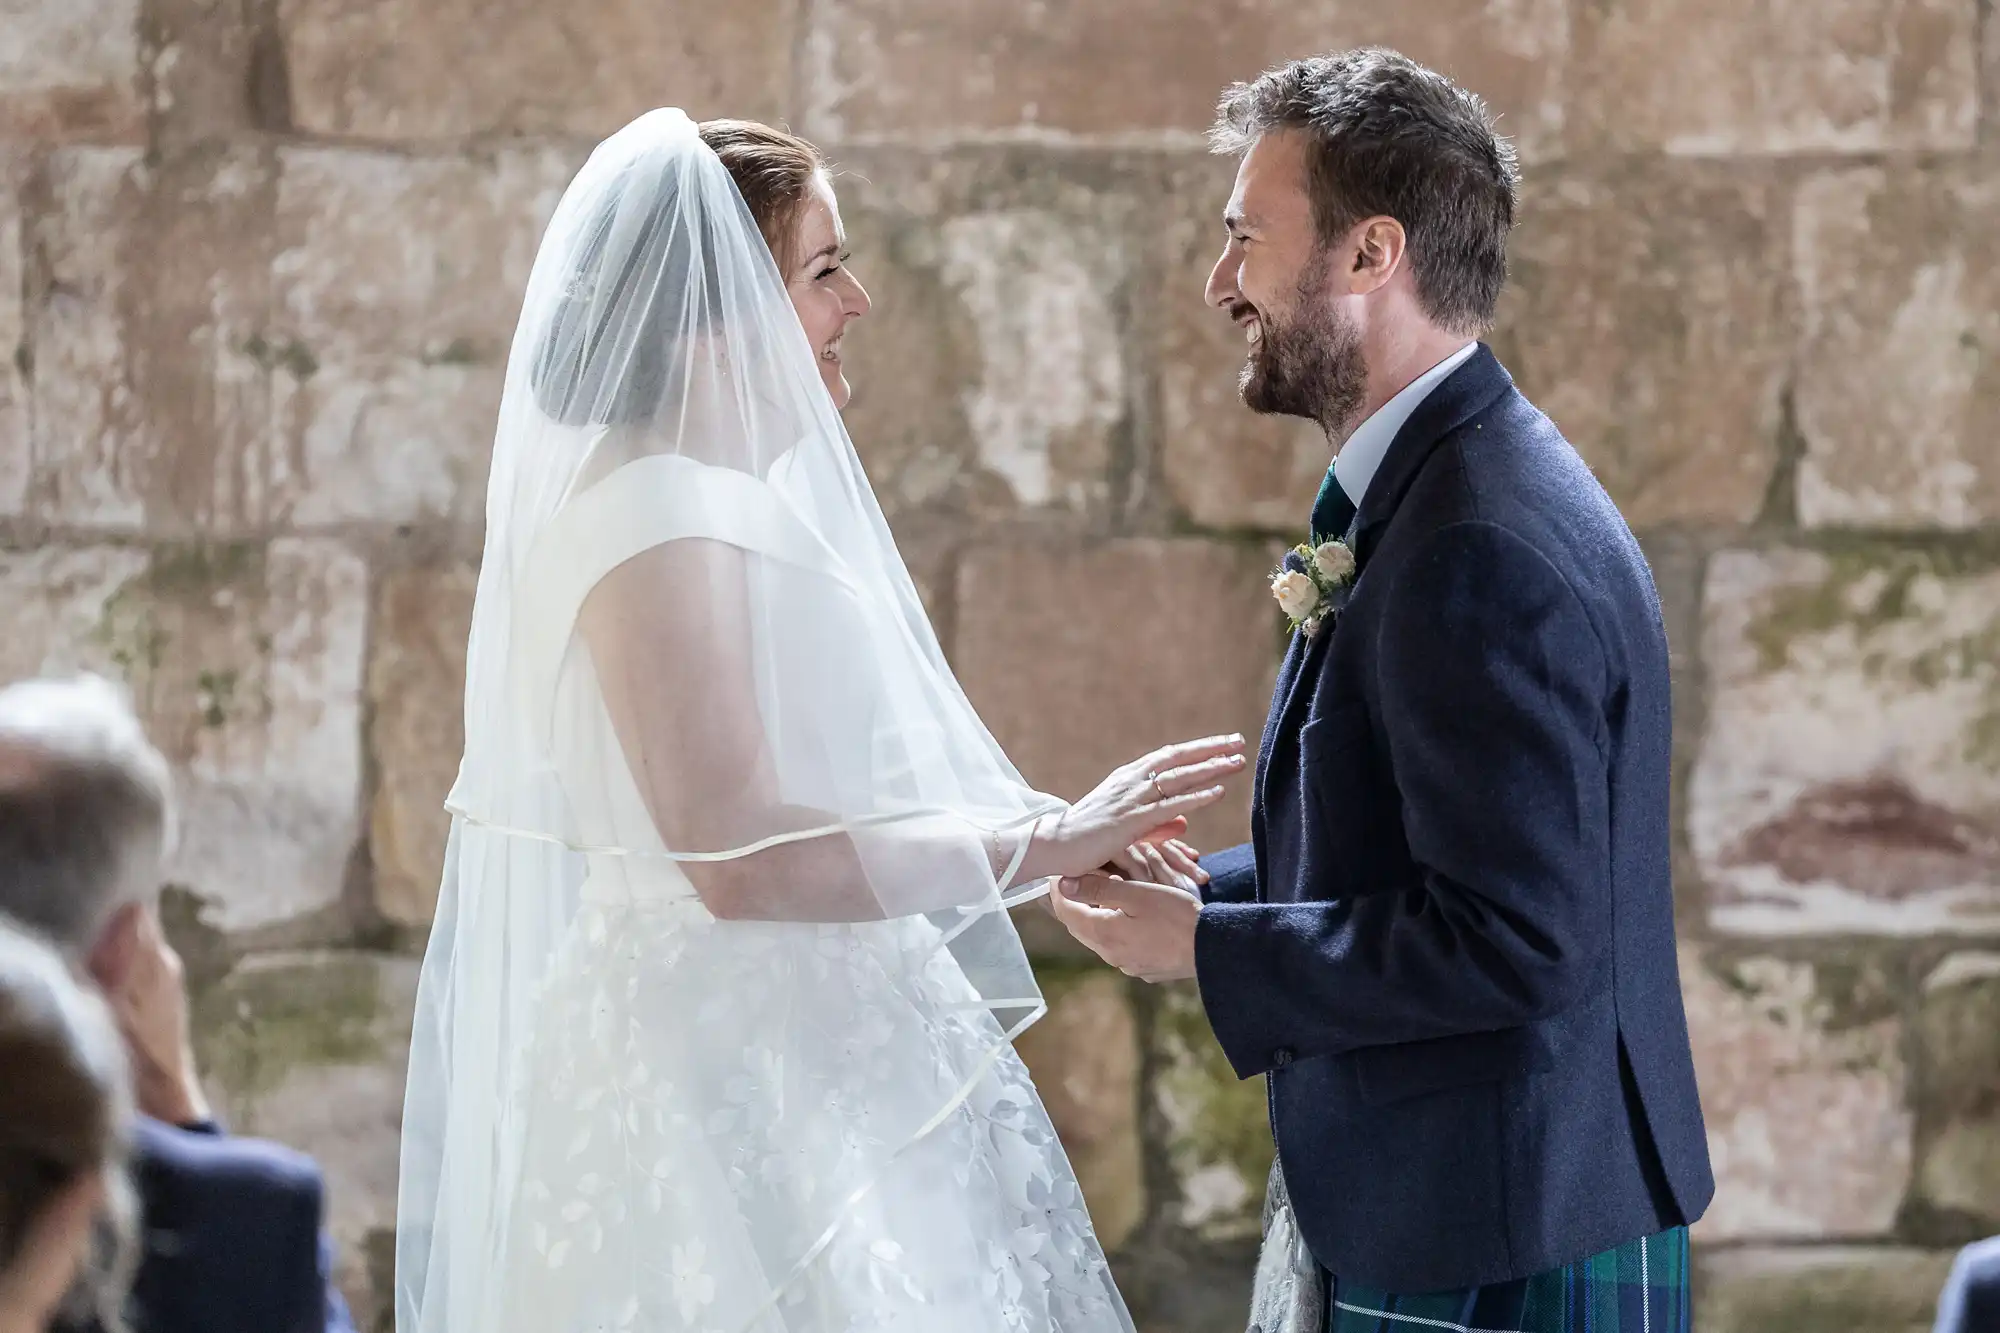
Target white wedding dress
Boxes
[396,109,1137,1333]
[499,849,1124,1333]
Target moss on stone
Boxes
[1918,965,2000,1109]
[195,668,239,727]
[1747,551,1927,672]
[194,955,392,1105]
[242,334,318,380]
[1745,548,2000,772]
[1153,982,1273,1236]
[145,543,262,593]
[1809,953,1901,1033]
[90,545,271,731]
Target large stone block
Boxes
[30,146,276,532]
[1691,548,2000,936]
[1490,164,1790,527]
[807,0,1568,156]
[0,0,145,141]
[1154,156,1327,533]
[0,540,368,933]
[1914,953,2000,1230]
[266,145,576,529]
[1793,164,2000,529]
[28,143,574,534]
[1153,981,1272,1240]
[836,151,1137,519]
[367,562,476,927]
[953,538,1280,854]
[1683,949,1912,1240]
[1570,0,1977,156]
[1697,1246,1955,1333]
[193,951,420,1318]
[280,0,797,141]
[1012,968,1145,1251]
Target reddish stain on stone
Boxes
[1726,774,2000,900]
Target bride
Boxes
[395,108,1246,1333]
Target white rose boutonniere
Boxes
[1312,541,1356,584]
[1271,570,1320,622]
[1271,539,1357,636]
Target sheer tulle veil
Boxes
[392,109,1123,1333]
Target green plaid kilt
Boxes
[1326,1226,1690,1333]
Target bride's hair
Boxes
[696,119,827,268]
[529,119,827,428]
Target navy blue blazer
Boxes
[121,1117,355,1333]
[1195,347,1713,1293]
[1935,1236,2000,1333]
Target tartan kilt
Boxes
[1325,1226,1690,1333]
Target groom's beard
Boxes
[1238,283,1367,441]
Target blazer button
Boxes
[1272,1048,1294,1068]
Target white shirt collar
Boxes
[1333,342,1479,509]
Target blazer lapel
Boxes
[1255,346,1518,811]
[1269,624,1334,754]
[1255,631,1307,810]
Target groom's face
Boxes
[1206,132,1366,433]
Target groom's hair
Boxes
[1211,49,1519,336]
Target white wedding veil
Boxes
[396,109,1069,1331]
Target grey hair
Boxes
[1211,48,1520,335]
[0,675,173,955]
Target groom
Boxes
[1052,49,1714,1330]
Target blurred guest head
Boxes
[0,920,136,1332]
[0,675,172,991]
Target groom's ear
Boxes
[1345,216,1407,295]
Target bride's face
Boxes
[784,174,872,410]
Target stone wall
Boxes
[0,1,1994,1329]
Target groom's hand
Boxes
[1048,872,1200,984]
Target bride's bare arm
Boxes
[577,537,1019,922]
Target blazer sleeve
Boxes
[1198,841,1258,905]
[1195,520,1612,1079]
[131,1120,353,1333]
[1935,1236,2000,1333]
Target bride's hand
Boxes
[1111,837,1208,892]
[1112,840,1205,897]
[1016,735,1246,884]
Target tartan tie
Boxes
[1310,465,1358,545]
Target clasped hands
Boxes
[1016,735,1248,985]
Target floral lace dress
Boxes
[491,872,1135,1333]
